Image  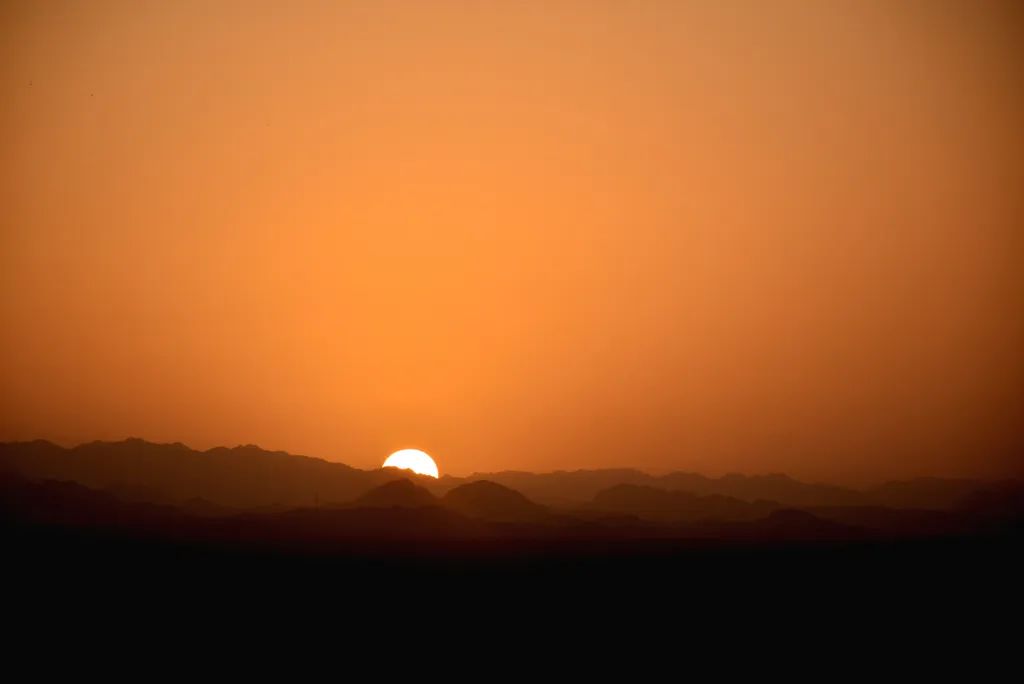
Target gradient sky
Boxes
[2,1,1022,482]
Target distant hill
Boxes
[435,469,652,507]
[436,469,865,507]
[0,472,181,530]
[590,483,779,522]
[657,472,865,508]
[801,505,961,538]
[442,480,548,522]
[866,477,989,510]
[740,509,861,541]
[955,480,1024,525]
[354,479,438,508]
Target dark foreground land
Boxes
[7,502,1020,624]
[5,520,1019,670]
[5,502,1021,665]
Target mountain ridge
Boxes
[0,438,1007,512]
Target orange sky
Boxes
[2,1,1022,483]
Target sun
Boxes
[382,449,439,479]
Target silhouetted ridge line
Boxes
[0,438,429,509]
[0,439,1011,513]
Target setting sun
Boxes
[383,449,440,479]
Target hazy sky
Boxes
[2,1,1022,482]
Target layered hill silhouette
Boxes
[3,449,1023,597]
[2,438,1021,550]
[353,479,438,509]
[0,438,432,509]
[441,480,550,522]
[6,469,1019,550]
[0,471,864,545]
[1,439,1007,514]
[337,478,553,524]
[589,483,780,522]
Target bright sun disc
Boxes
[383,449,439,478]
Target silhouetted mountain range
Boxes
[1,439,1020,546]
[0,438,430,509]
[2,439,1009,514]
